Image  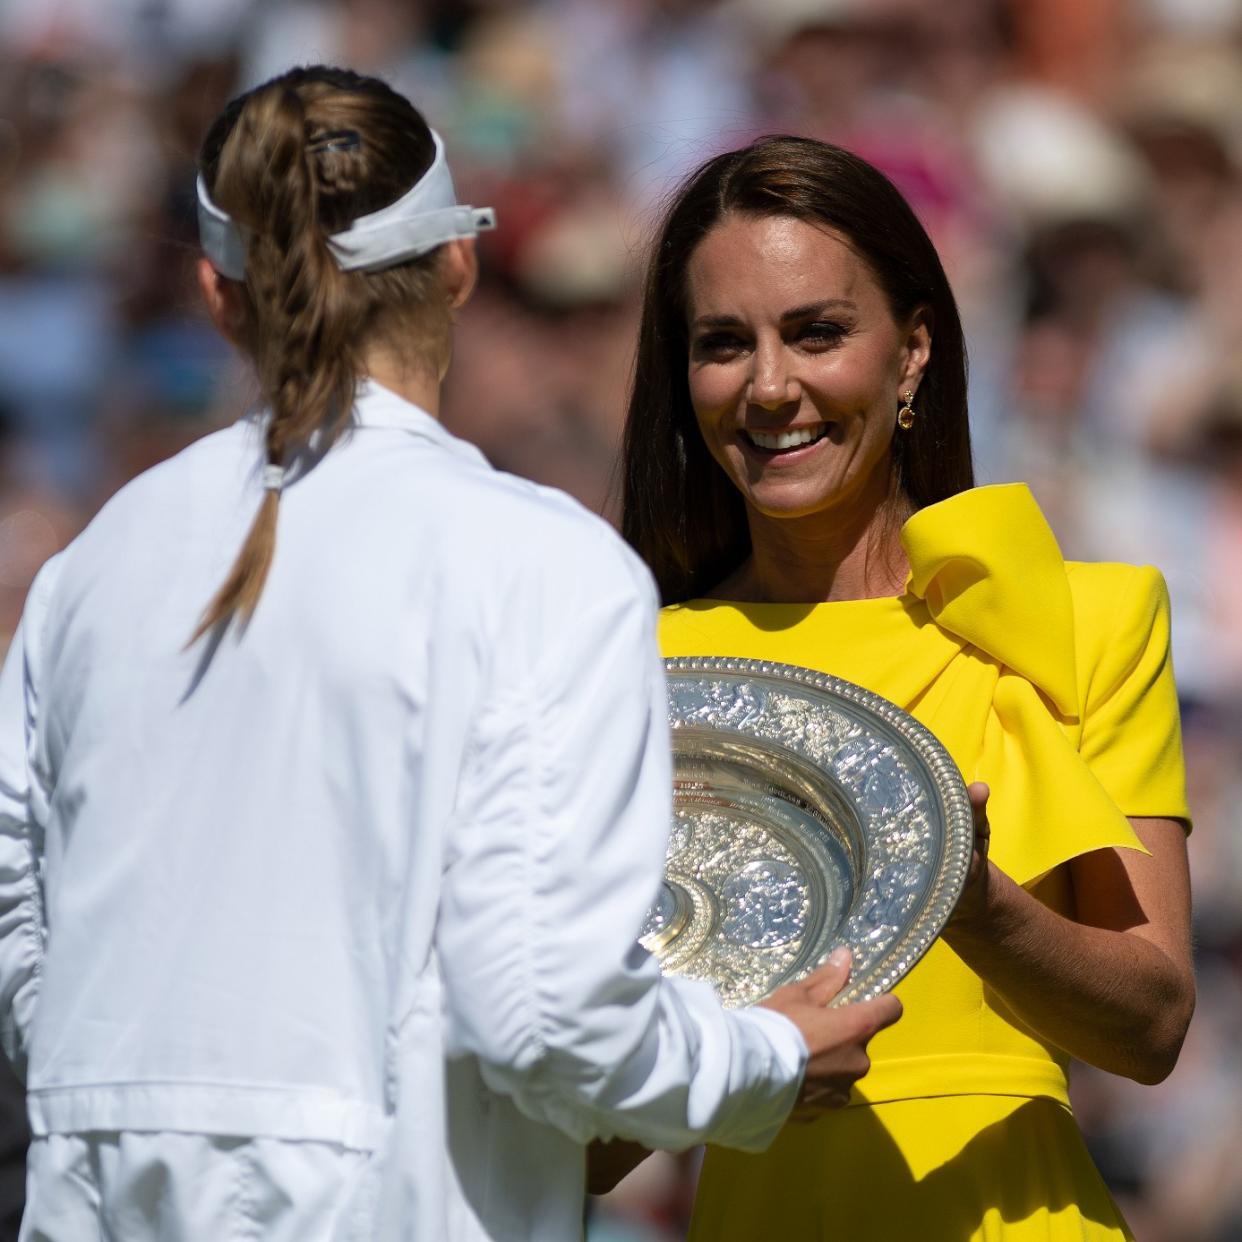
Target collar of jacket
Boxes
[352,378,490,468]
[902,483,1078,718]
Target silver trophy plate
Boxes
[640,657,973,1008]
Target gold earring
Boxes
[897,390,916,430]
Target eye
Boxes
[692,331,748,361]
[798,320,849,347]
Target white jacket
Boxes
[0,381,805,1240]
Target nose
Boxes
[747,341,800,412]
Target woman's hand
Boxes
[950,782,993,932]
[760,948,902,1116]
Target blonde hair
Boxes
[191,66,451,644]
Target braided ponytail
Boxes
[191,67,448,643]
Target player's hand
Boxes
[759,948,901,1117]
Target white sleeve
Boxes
[437,529,806,1153]
[0,557,60,1077]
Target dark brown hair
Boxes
[191,65,449,642]
[621,135,973,604]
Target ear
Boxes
[900,306,933,397]
[439,238,479,310]
[195,258,248,346]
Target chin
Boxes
[736,458,892,524]
[736,471,851,517]
[745,492,844,521]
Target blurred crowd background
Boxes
[0,0,1240,1237]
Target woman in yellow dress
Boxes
[619,137,1195,1240]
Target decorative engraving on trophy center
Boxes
[640,868,717,970]
[719,859,809,948]
[640,881,687,950]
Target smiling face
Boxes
[685,212,930,524]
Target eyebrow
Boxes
[690,299,858,331]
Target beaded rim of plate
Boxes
[664,656,974,1006]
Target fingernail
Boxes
[828,947,850,968]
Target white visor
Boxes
[197,129,495,280]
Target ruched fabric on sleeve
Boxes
[437,527,805,1157]
[0,556,60,1077]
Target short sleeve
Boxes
[1077,565,1189,825]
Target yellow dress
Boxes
[659,484,1189,1242]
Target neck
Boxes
[717,479,911,604]
[362,344,444,418]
